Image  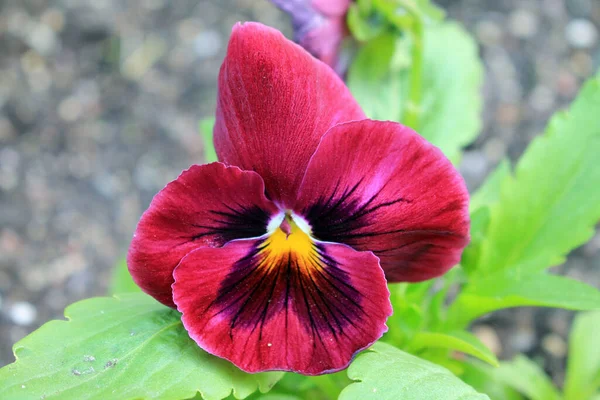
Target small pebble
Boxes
[8,302,37,326]
[58,97,83,122]
[556,71,578,97]
[542,333,567,358]
[459,151,488,189]
[194,30,222,59]
[509,9,539,39]
[28,23,57,55]
[473,325,502,355]
[565,19,598,49]
[509,327,536,352]
[570,51,594,77]
[475,20,503,46]
[529,85,556,112]
[40,9,66,33]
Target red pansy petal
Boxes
[172,227,391,375]
[214,22,365,207]
[127,163,279,307]
[295,120,470,282]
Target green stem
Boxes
[402,18,423,129]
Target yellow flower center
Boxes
[261,214,315,271]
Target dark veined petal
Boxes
[295,120,470,282]
[172,218,391,375]
[214,22,364,208]
[127,163,279,307]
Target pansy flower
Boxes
[128,22,469,375]
[270,0,352,74]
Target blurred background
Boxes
[0,0,598,384]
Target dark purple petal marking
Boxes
[172,226,392,374]
[211,242,364,341]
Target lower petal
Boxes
[172,236,391,375]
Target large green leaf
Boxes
[494,355,562,400]
[339,342,490,400]
[347,32,404,121]
[348,22,483,164]
[109,258,141,295]
[469,160,511,212]
[476,74,600,276]
[417,22,483,164]
[564,311,600,400]
[462,160,511,275]
[408,331,498,367]
[0,293,282,400]
[448,271,600,327]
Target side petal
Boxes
[127,163,279,307]
[172,237,391,375]
[214,22,364,207]
[295,120,470,282]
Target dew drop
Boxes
[267,343,272,347]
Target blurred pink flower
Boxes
[271,0,352,74]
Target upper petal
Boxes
[295,120,470,282]
[127,163,279,307]
[172,228,391,375]
[214,22,364,208]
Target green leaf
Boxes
[348,22,483,164]
[0,293,282,400]
[200,117,218,163]
[461,207,490,275]
[347,32,404,121]
[371,0,444,29]
[564,311,600,400]
[477,74,600,276]
[411,0,445,22]
[462,160,511,275]
[408,331,498,367]
[494,355,562,400]
[448,271,600,327]
[339,342,490,400]
[417,22,483,164]
[109,258,141,295]
[460,360,525,400]
[469,160,511,212]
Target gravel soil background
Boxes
[1,0,599,387]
